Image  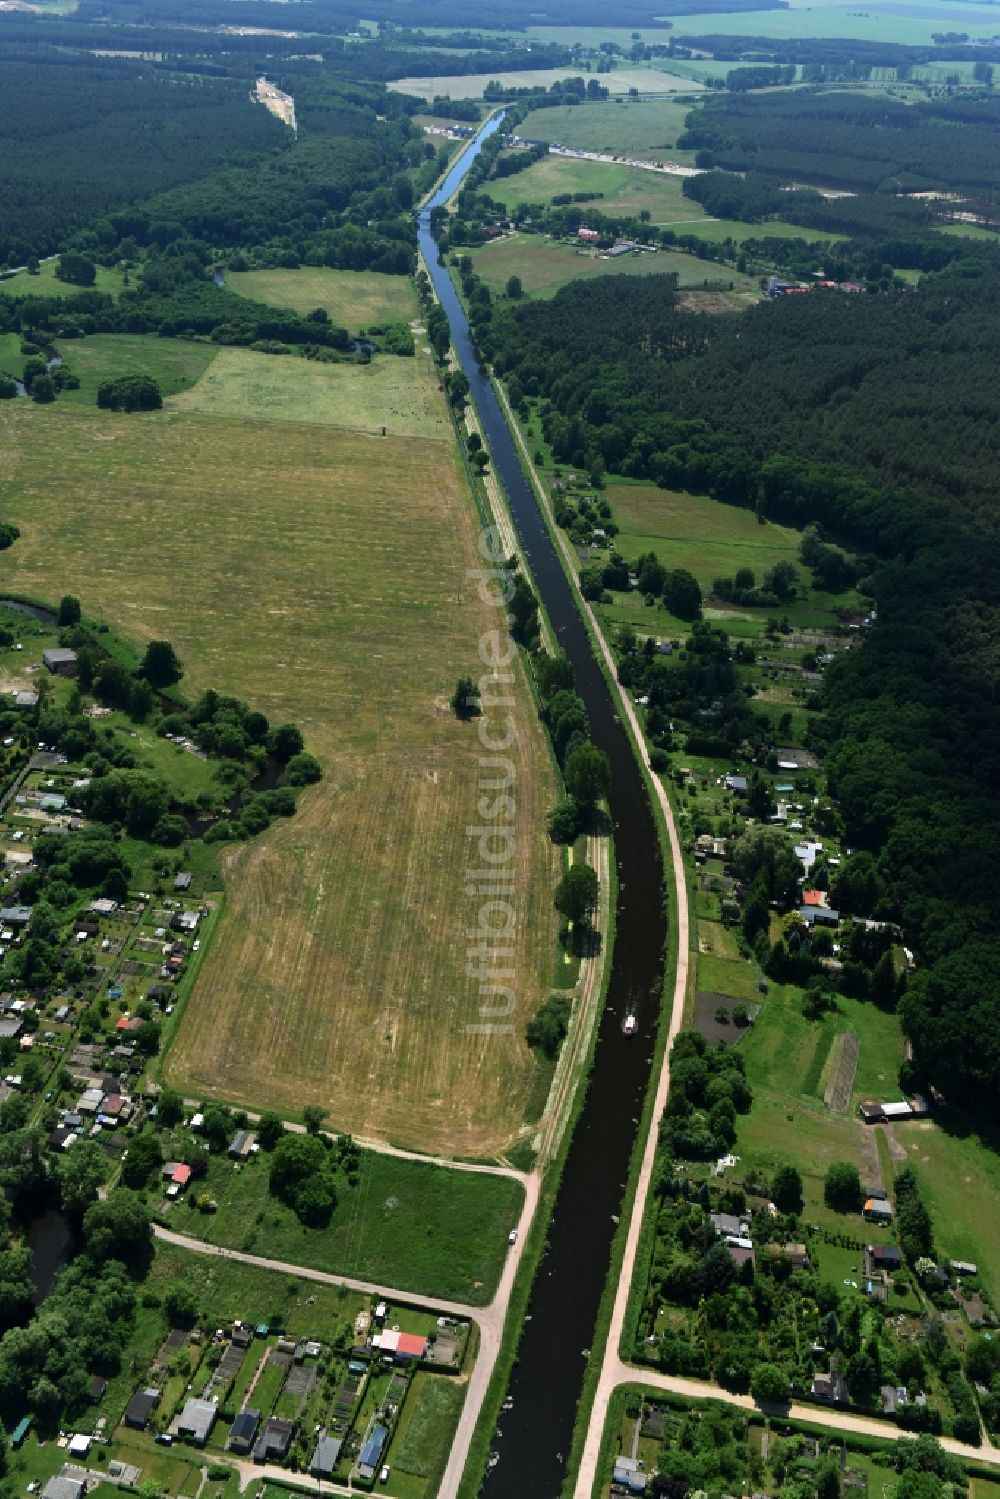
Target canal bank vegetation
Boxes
[471,246,1000,1458]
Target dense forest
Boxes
[0,54,285,264]
[480,269,1000,1113]
[679,90,1000,195]
[0,59,427,268]
[681,34,1000,66]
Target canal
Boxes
[419,121,669,1495]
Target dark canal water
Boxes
[420,124,668,1495]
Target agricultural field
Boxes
[168,346,449,439]
[518,98,701,164]
[467,234,760,303]
[389,65,702,102]
[173,1148,523,1303]
[0,345,560,1158]
[227,266,419,329]
[664,3,1000,43]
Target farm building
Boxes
[0,906,32,927]
[811,1371,849,1404]
[710,1212,751,1240]
[864,1198,893,1223]
[172,909,200,934]
[577,226,600,243]
[14,691,38,708]
[798,905,840,928]
[174,871,193,891]
[229,1129,256,1160]
[42,648,78,676]
[871,1244,902,1272]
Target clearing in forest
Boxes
[0,373,559,1156]
[228,266,419,330]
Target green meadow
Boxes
[468,234,759,301]
[174,1149,523,1305]
[0,257,128,300]
[518,98,700,163]
[227,265,419,330]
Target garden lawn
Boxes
[389,1372,465,1496]
[885,1117,1000,1309]
[176,1148,524,1304]
[227,267,418,330]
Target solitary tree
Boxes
[141,639,183,688]
[302,1104,328,1135]
[554,862,599,927]
[824,1160,863,1213]
[258,1111,285,1150]
[663,568,703,621]
[451,675,481,720]
[772,1164,803,1215]
[505,274,523,299]
[58,595,81,627]
[30,374,55,405]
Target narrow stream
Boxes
[420,122,669,1496]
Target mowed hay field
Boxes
[469,234,759,302]
[0,373,559,1156]
[168,346,448,438]
[487,155,696,223]
[518,98,699,164]
[227,267,419,329]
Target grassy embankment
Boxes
[0,319,560,1159]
